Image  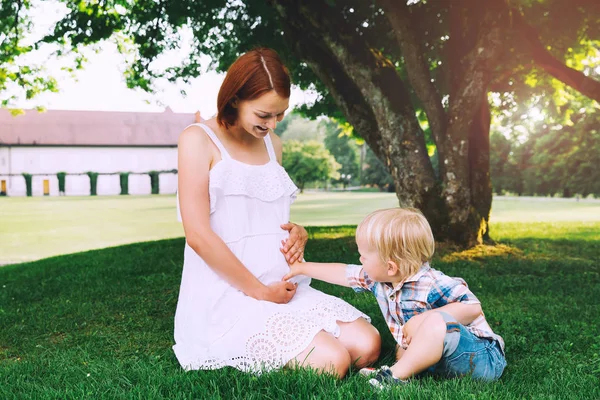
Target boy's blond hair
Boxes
[356,208,435,280]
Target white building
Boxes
[0,108,200,196]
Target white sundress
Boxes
[173,123,370,372]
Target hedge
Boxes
[149,171,160,195]
[57,172,67,194]
[119,173,129,195]
[22,173,32,197]
[86,172,99,196]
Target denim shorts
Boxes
[425,311,506,381]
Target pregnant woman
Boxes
[173,48,380,377]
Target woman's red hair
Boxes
[217,48,291,128]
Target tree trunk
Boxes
[269,0,504,246]
[439,0,505,245]
[469,97,493,242]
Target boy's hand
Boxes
[282,261,304,281]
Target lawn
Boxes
[0,196,599,398]
[2,193,599,264]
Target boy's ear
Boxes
[386,260,399,276]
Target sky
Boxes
[11,1,317,117]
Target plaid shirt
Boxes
[346,263,505,353]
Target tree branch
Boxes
[379,0,446,151]
[13,0,23,47]
[269,0,439,210]
[513,10,600,103]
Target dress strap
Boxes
[263,132,277,162]
[190,123,231,160]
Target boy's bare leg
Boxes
[389,312,446,380]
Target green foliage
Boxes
[86,172,98,196]
[56,172,67,194]
[119,172,129,195]
[282,141,340,192]
[322,119,360,188]
[273,110,298,137]
[21,173,32,197]
[279,115,324,143]
[490,88,600,197]
[0,0,60,107]
[362,148,394,191]
[148,171,160,195]
[0,218,599,398]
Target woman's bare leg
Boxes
[337,318,381,368]
[286,331,352,378]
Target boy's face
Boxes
[356,236,390,282]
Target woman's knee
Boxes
[338,318,381,367]
[356,324,381,367]
[290,331,351,378]
[326,343,352,377]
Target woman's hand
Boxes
[280,222,308,264]
[258,281,298,304]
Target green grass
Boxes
[1,218,599,398]
[2,193,599,264]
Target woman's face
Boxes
[236,91,289,138]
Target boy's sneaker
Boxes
[358,367,377,377]
[366,366,409,390]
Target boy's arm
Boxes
[283,261,351,287]
[435,302,482,325]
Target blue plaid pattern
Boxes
[346,263,505,353]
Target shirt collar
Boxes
[382,262,430,294]
[404,262,431,284]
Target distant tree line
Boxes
[490,90,599,198]
[276,112,395,192]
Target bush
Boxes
[86,172,99,196]
[149,171,160,195]
[22,173,32,197]
[119,173,129,195]
[57,172,67,195]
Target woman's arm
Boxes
[178,126,296,304]
[282,261,351,287]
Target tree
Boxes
[490,75,600,198]
[322,119,360,189]
[5,0,600,245]
[0,1,59,107]
[282,140,340,192]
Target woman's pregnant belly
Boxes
[229,231,291,285]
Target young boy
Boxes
[283,208,506,388]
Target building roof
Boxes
[0,108,202,146]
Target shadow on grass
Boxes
[1,225,599,399]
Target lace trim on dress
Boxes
[208,161,299,214]
[179,298,369,372]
